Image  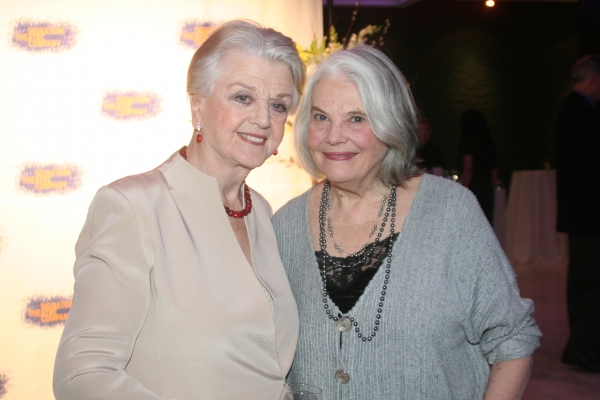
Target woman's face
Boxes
[192,51,294,172]
[308,77,388,186]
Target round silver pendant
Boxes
[336,317,352,332]
[335,369,350,384]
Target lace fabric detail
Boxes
[315,233,399,313]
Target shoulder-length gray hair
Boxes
[187,19,305,113]
[294,44,421,186]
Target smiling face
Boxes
[191,50,294,173]
[308,77,388,186]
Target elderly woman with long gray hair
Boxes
[273,44,541,399]
[53,20,304,400]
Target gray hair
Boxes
[571,54,600,85]
[187,19,305,112]
[294,44,421,186]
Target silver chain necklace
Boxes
[318,180,397,342]
[326,188,388,256]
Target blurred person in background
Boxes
[459,109,498,223]
[556,54,600,373]
[416,117,445,176]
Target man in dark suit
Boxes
[556,54,600,373]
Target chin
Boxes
[321,172,355,184]
[240,154,270,170]
[317,165,351,180]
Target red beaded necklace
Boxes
[179,146,252,218]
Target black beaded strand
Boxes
[318,180,397,342]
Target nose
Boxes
[249,102,270,129]
[325,121,346,145]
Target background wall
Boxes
[0,1,321,399]
[329,0,580,186]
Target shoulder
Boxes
[272,187,312,227]
[559,92,594,116]
[417,174,479,210]
[105,152,179,202]
[565,91,589,105]
[412,174,488,233]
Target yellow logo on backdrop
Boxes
[0,372,8,398]
[101,91,162,120]
[180,21,218,49]
[19,163,82,195]
[12,20,76,52]
[25,296,72,327]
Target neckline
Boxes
[305,175,426,254]
[314,232,400,259]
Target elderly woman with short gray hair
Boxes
[54,20,304,400]
[273,44,540,400]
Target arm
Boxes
[451,189,540,398]
[461,154,473,187]
[53,186,164,400]
[483,357,533,400]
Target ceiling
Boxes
[323,0,577,6]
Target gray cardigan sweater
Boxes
[273,174,541,400]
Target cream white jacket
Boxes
[54,151,299,400]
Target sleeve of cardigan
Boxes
[452,188,541,364]
[53,186,166,400]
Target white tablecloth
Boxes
[505,170,568,265]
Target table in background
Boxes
[493,186,507,251]
[505,170,568,265]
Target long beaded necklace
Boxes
[318,180,397,342]
[179,146,252,218]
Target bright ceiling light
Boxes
[486,0,495,7]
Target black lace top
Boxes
[315,233,399,314]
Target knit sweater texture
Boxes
[273,174,541,400]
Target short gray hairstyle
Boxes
[294,44,421,187]
[187,20,305,112]
[571,54,600,85]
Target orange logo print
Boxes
[101,91,162,120]
[19,163,82,195]
[0,372,8,398]
[180,21,218,49]
[25,296,72,327]
[12,20,76,52]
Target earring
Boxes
[194,123,203,143]
[273,149,278,156]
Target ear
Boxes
[190,94,203,127]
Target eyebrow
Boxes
[229,82,293,101]
[230,82,257,92]
[347,110,368,116]
[311,105,367,116]
[276,93,293,101]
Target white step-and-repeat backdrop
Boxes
[0,1,321,398]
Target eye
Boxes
[351,115,365,123]
[234,94,251,104]
[314,114,328,122]
[271,103,288,114]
